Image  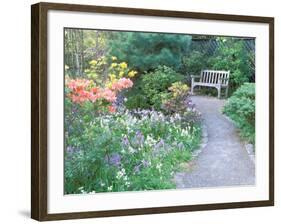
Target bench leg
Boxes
[217,86,221,99]
[225,87,229,98]
[191,79,194,95]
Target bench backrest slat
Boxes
[199,70,230,85]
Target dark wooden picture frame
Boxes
[31,2,274,221]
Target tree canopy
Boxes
[109,32,192,72]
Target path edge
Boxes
[222,113,255,165]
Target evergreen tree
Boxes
[109,32,192,72]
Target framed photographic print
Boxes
[31,2,274,221]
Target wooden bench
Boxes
[191,70,230,98]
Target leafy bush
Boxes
[125,66,184,110]
[182,50,210,77]
[209,38,253,88]
[65,110,201,194]
[223,83,255,143]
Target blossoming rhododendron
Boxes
[110,78,133,91]
[102,89,117,102]
[66,77,133,113]
[108,105,116,113]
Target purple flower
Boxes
[107,153,121,167]
[154,139,165,150]
[122,135,130,147]
[134,130,144,146]
[186,99,195,109]
[133,164,141,174]
[142,159,150,168]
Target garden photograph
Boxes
[64,28,255,195]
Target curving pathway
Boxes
[174,96,255,188]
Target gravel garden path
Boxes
[174,96,255,188]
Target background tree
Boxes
[64,29,85,77]
[109,32,192,72]
[64,29,111,77]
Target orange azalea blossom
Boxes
[91,87,100,94]
[66,77,133,113]
[67,79,91,91]
[101,89,117,102]
[108,105,116,113]
[110,78,133,91]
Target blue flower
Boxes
[121,135,130,147]
[133,130,144,146]
[154,139,165,150]
[142,159,150,168]
[107,153,122,167]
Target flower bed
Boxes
[64,57,202,194]
[65,110,201,194]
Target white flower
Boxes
[181,128,189,137]
[128,146,135,154]
[146,135,157,147]
[78,186,86,194]
[156,163,162,171]
[116,168,126,179]
[107,186,113,191]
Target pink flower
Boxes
[108,105,116,113]
[119,78,133,88]
[101,89,117,102]
[66,77,134,114]
[110,78,133,91]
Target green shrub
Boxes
[223,83,255,144]
[182,50,210,77]
[209,38,253,88]
[125,94,150,109]
[125,66,184,110]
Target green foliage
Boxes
[109,32,192,72]
[209,38,253,88]
[182,37,254,94]
[182,50,210,76]
[223,83,255,143]
[125,66,184,110]
[65,110,201,194]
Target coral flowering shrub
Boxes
[110,77,134,91]
[66,77,133,113]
